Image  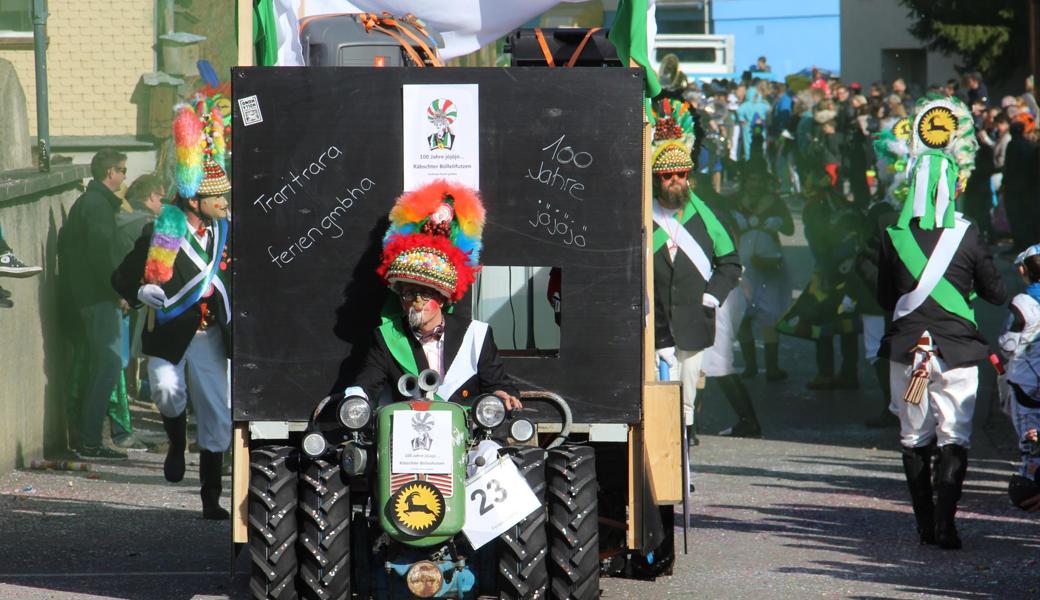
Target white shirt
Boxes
[420,336,444,376]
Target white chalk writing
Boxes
[253,145,343,214]
[267,177,375,268]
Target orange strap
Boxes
[534,28,555,67]
[565,27,601,67]
[381,13,443,67]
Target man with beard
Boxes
[111,103,233,520]
[348,180,520,410]
[650,106,743,442]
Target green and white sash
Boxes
[651,191,735,282]
[156,219,229,325]
[377,315,488,401]
[888,215,975,325]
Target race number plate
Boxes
[462,456,540,549]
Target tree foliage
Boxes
[900,0,1027,81]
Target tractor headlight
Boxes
[301,432,328,458]
[338,396,372,429]
[473,395,506,429]
[510,418,535,442]
[405,561,443,598]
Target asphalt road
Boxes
[1,209,1038,600]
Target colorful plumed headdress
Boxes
[650,98,695,174]
[173,101,230,199]
[376,180,485,303]
[897,96,978,229]
[144,100,232,286]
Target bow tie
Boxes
[414,323,445,344]
[196,224,209,237]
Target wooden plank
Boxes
[231,422,249,543]
[642,382,682,504]
[626,423,642,549]
[236,0,253,67]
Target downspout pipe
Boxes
[31,0,50,172]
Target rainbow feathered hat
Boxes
[376,180,485,303]
[144,102,230,286]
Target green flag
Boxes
[253,0,279,67]
[609,0,662,98]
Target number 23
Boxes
[470,479,508,515]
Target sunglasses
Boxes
[658,171,688,182]
[113,167,127,174]
[398,288,439,302]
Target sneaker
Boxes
[77,445,128,460]
[0,251,42,277]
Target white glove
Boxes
[656,346,678,370]
[702,293,721,309]
[840,295,856,314]
[137,284,168,309]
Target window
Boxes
[656,47,718,65]
[471,266,560,357]
[0,0,33,47]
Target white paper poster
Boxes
[402,84,480,190]
[392,410,453,474]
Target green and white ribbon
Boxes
[898,150,959,230]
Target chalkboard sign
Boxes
[232,67,645,423]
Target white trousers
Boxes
[889,358,977,448]
[677,349,704,427]
[148,329,231,452]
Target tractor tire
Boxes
[249,446,301,600]
[297,458,351,600]
[497,447,549,600]
[546,445,600,600]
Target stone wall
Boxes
[0,165,90,476]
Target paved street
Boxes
[2,214,1038,599]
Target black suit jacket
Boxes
[877,218,1006,366]
[353,314,517,405]
[111,221,231,364]
[654,206,743,352]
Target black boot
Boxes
[764,342,787,381]
[865,361,898,428]
[738,318,758,378]
[901,444,936,545]
[161,412,187,483]
[717,375,762,437]
[934,444,968,550]
[199,449,230,520]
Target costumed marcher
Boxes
[776,163,863,390]
[858,117,912,428]
[877,97,1006,549]
[349,180,521,411]
[732,140,793,382]
[1000,245,1040,512]
[112,101,233,519]
[649,100,744,442]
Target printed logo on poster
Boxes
[238,95,263,126]
[427,99,457,151]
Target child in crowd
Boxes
[1000,245,1040,511]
